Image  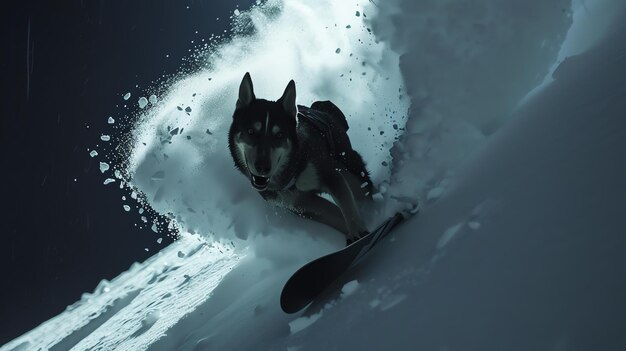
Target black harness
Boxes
[297,105,337,156]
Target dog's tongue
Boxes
[251,175,270,190]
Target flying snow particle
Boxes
[123,92,131,100]
[335,48,341,54]
[89,150,98,157]
[234,9,240,16]
[100,135,111,142]
[99,162,109,173]
[123,205,131,212]
[107,117,115,124]
[151,223,158,233]
[138,97,149,109]
[157,238,162,244]
[103,178,115,185]
[148,95,158,104]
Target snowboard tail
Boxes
[280,212,408,314]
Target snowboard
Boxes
[280,210,416,314]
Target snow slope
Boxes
[3,0,626,350]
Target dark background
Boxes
[1,0,252,344]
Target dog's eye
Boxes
[247,128,255,135]
[275,132,284,139]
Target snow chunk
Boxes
[427,186,445,201]
[156,237,162,244]
[99,162,109,173]
[289,311,323,334]
[138,97,148,109]
[123,92,131,100]
[379,293,407,311]
[151,170,165,181]
[151,223,158,233]
[335,48,341,54]
[177,251,186,258]
[234,9,240,16]
[107,117,115,124]
[100,135,111,142]
[103,178,115,185]
[340,280,359,298]
[369,298,381,308]
[148,95,158,104]
[468,221,481,230]
[89,150,98,158]
[437,222,464,249]
[123,205,131,212]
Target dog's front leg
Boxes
[322,170,369,241]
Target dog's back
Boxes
[297,101,373,200]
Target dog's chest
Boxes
[295,162,320,191]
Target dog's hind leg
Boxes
[321,169,369,241]
[289,192,348,235]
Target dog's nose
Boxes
[255,162,271,175]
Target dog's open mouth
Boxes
[251,175,270,191]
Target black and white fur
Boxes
[228,72,375,244]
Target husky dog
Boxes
[228,73,375,245]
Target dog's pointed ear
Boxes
[278,79,296,118]
[236,72,255,110]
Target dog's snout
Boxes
[255,161,271,175]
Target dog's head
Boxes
[230,72,298,191]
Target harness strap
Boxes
[297,105,337,156]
